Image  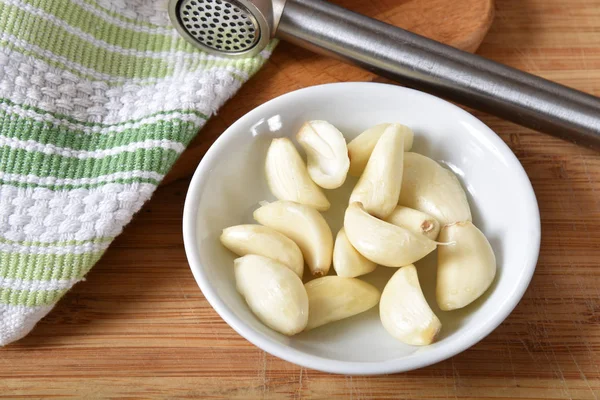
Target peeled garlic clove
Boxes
[333,228,377,278]
[265,137,330,211]
[399,152,471,226]
[380,264,441,346]
[296,120,350,189]
[235,255,308,335]
[305,276,380,330]
[344,203,436,267]
[254,200,333,277]
[348,123,414,177]
[436,221,496,311]
[220,224,304,278]
[385,206,441,241]
[349,124,405,219]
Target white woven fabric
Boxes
[0,0,272,345]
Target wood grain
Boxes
[162,0,495,185]
[2,0,600,399]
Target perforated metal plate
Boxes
[177,0,260,53]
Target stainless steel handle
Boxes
[276,0,600,149]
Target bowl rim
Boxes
[182,82,541,375]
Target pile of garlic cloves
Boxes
[220,121,496,346]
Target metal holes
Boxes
[178,0,259,53]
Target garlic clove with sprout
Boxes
[385,205,441,241]
[344,202,437,267]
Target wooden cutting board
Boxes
[162,0,495,185]
[6,1,600,397]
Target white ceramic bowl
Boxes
[182,82,540,375]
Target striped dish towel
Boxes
[0,0,272,345]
